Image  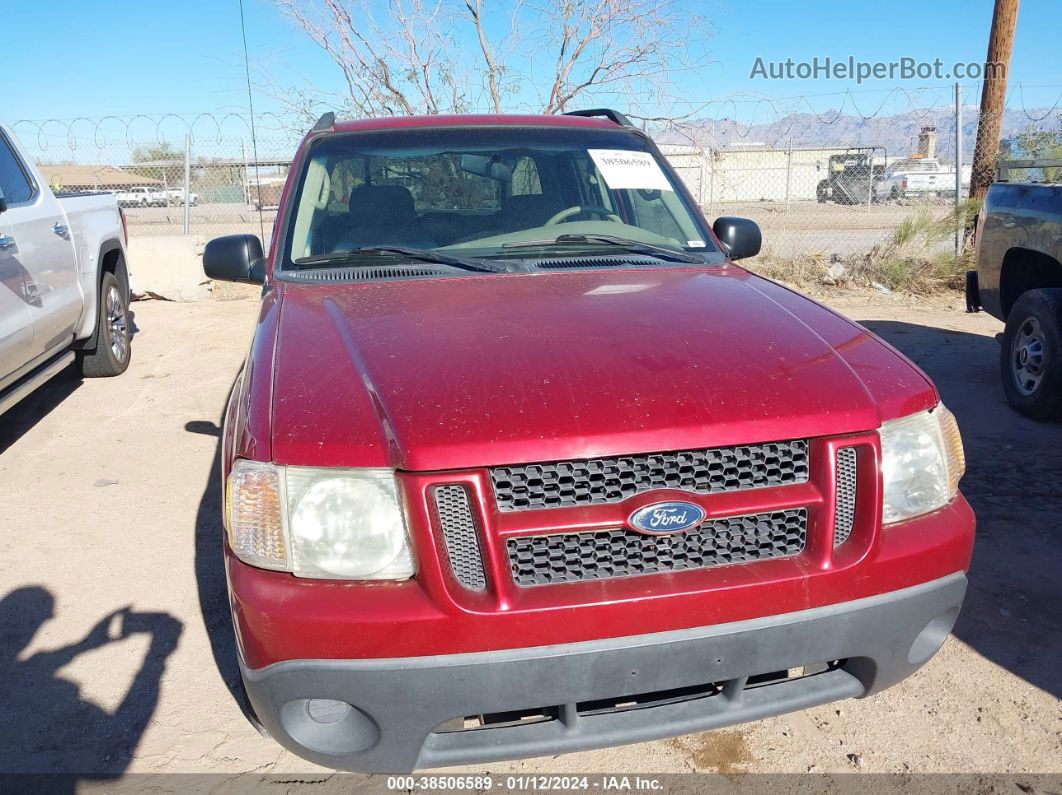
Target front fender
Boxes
[222,285,283,482]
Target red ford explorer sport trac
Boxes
[203,109,974,773]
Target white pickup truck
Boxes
[884,158,972,199]
[1,124,133,415]
[167,188,198,206]
[115,186,168,208]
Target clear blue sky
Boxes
[4,0,1060,123]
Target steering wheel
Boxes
[544,205,622,226]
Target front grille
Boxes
[433,485,487,590]
[833,447,858,546]
[490,440,809,512]
[506,508,807,586]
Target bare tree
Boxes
[537,0,700,115]
[272,0,468,117]
[269,0,708,120]
[465,0,504,113]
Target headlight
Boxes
[879,404,965,525]
[224,461,414,580]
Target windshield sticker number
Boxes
[589,149,673,192]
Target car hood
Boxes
[270,267,936,471]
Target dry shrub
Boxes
[746,199,981,295]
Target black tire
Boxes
[816,180,830,203]
[1000,288,1062,421]
[79,271,132,378]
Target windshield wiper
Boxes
[501,234,703,263]
[294,246,509,274]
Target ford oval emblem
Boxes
[628,501,706,535]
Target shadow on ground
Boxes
[0,307,138,456]
[859,318,1062,700]
[0,586,181,784]
[0,366,82,455]
[188,403,263,731]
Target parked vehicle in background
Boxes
[970,178,1062,419]
[204,109,973,773]
[884,157,971,199]
[0,124,133,415]
[815,149,887,204]
[167,188,198,206]
[115,185,167,208]
[247,179,284,210]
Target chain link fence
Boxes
[9,87,1061,294]
[11,125,295,253]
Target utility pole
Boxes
[969,0,1020,202]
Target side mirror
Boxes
[713,216,761,261]
[0,187,7,214]
[203,234,266,284]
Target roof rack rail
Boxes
[563,108,634,127]
[311,112,335,133]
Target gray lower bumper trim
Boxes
[241,573,967,773]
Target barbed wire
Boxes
[1015,82,1062,123]
[7,111,305,154]
[7,82,1060,164]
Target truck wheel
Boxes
[816,180,830,203]
[1000,289,1062,420]
[79,272,132,378]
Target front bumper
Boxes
[241,572,967,773]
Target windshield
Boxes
[283,126,722,269]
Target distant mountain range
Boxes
[659,106,1060,161]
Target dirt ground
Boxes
[0,286,1059,788]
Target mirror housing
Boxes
[460,154,512,182]
[203,234,266,284]
[713,216,761,261]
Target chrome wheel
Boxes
[106,285,128,362]
[1012,316,1046,396]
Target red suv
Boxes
[204,109,974,772]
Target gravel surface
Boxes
[0,288,1058,786]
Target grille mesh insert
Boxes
[433,485,487,590]
[490,440,809,512]
[507,509,807,586]
[833,447,858,546]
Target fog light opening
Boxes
[280,698,380,755]
[908,606,961,666]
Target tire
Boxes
[79,271,132,378]
[816,180,830,203]
[1000,288,1062,420]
